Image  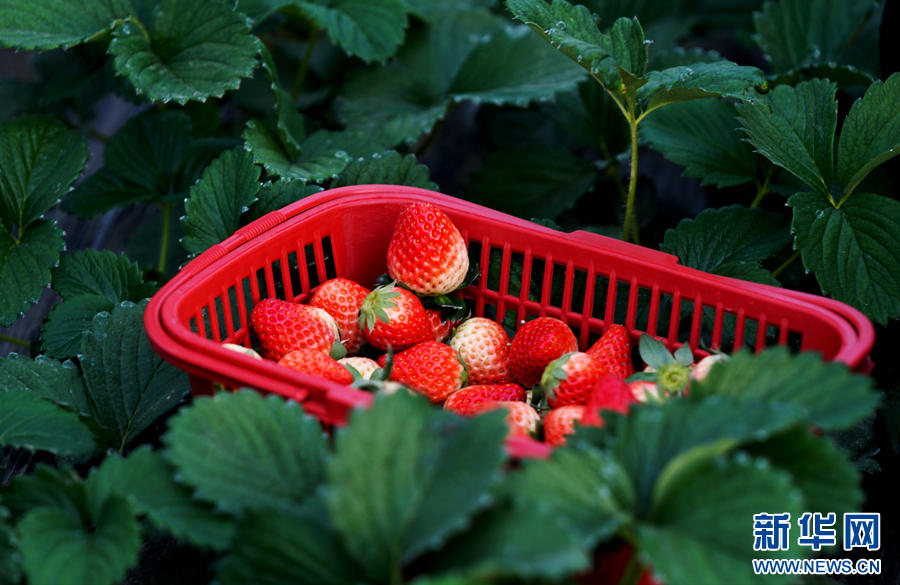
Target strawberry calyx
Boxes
[539,351,575,401]
[656,363,691,395]
[359,282,402,333]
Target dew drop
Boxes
[556,21,567,29]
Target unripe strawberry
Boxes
[449,317,513,385]
[278,348,354,385]
[221,343,262,360]
[338,356,380,380]
[310,278,371,355]
[541,351,604,408]
[508,317,578,389]
[359,283,433,351]
[474,401,540,437]
[443,383,527,416]
[386,202,469,296]
[251,298,340,361]
[389,341,468,402]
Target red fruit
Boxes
[443,383,527,417]
[338,356,380,380]
[543,405,585,447]
[390,341,467,402]
[359,283,433,351]
[426,308,460,343]
[250,298,340,361]
[277,348,354,385]
[475,401,540,437]
[309,278,371,355]
[586,324,635,379]
[386,202,469,296]
[449,317,513,385]
[541,351,604,408]
[582,375,638,427]
[508,317,578,389]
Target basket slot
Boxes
[577,262,596,350]
[471,238,489,317]
[516,248,534,328]
[667,290,682,346]
[223,286,238,341]
[788,330,803,351]
[689,294,703,350]
[235,276,253,347]
[496,243,513,323]
[312,234,328,286]
[263,262,277,299]
[604,271,617,326]
[193,307,207,339]
[539,253,555,318]
[208,297,222,342]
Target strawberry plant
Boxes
[1,0,899,582]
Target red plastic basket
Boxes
[145,185,875,457]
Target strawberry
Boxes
[386,202,469,296]
[586,324,635,379]
[251,298,340,361]
[449,317,513,385]
[389,340,467,402]
[221,343,262,360]
[628,380,662,402]
[540,351,604,408]
[338,356,380,380]
[543,405,585,447]
[508,317,578,389]
[474,401,540,437]
[426,308,459,343]
[581,375,637,426]
[278,348,354,385]
[443,383,527,416]
[359,282,433,351]
[309,278,371,355]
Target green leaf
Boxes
[246,179,323,223]
[43,296,120,360]
[333,151,438,191]
[404,0,494,22]
[752,0,875,74]
[164,390,330,515]
[432,500,591,580]
[217,501,368,585]
[0,354,93,418]
[90,446,235,551]
[326,392,508,582]
[639,453,805,585]
[467,144,596,219]
[505,0,648,90]
[0,0,133,50]
[636,60,767,115]
[79,299,190,450]
[60,169,151,218]
[0,115,88,229]
[1,466,87,521]
[637,333,676,369]
[660,205,790,286]
[0,219,66,328]
[510,445,633,546]
[109,0,260,104]
[297,0,408,63]
[541,80,630,156]
[641,99,760,188]
[736,79,838,199]
[52,249,156,302]
[649,47,723,71]
[16,477,141,585]
[0,511,18,585]
[0,388,96,456]
[836,72,900,196]
[789,191,900,325]
[690,347,879,430]
[181,148,261,256]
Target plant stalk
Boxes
[292,27,320,101]
[617,548,645,585]
[0,332,31,348]
[772,249,802,279]
[750,178,771,208]
[622,115,640,243]
[158,202,174,275]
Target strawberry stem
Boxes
[617,548,645,585]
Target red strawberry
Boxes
[474,401,540,437]
[426,308,460,343]
[386,202,469,296]
[278,348,354,385]
[586,324,635,379]
[543,405,585,447]
[541,351,604,408]
[449,317,513,385]
[359,283,433,351]
[443,383,527,416]
[389,341,467,402]
[251,298,340,361]
[582,375,638,426]
[309,278,371,355]
[508,317,578,389]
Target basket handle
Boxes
[567,230,681,266]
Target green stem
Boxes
[158,202,173,275]
[622,114,640,243]
[292,27,320,101]
[617,548,644,585]
[772,249,802,279]
[0,332,31,348]
[750,178,771,208]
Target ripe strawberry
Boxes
[541,351,604,408]
[508,317,578,389]
[586,324,635,378]
[338,356,380,380]
[386,202,469,296]
[582,375,637,426]
[449,317,513,385]
[474,401,540,437]
[251,298,340,361]
[543,405,585,447]
[309,278,371,355]
[426,308,460,343]
[389,341,467,402]
[359,283,433,351]
[278,348,354,385]
[443,383,527,416]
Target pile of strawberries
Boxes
[236,202,693,447]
